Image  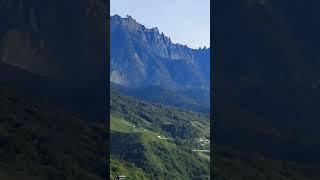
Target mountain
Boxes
[0,0,108,179]
[0,60,107,121]
[0,0,106,82]
[109,15,211,179]
[110,15,210,91]
[0,0,107,121]
[214,0,320,168]
[110,89,210,179]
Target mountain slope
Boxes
[0,0,106,82]
[214,0,320,168]
[214,146,320,180]
[111,89,209,139]
[110,89,210,179]
[111,82,210,113]
[0,1,108,179]
[110,15,210,91]
[0,0,107,122]
[0,83,106,180]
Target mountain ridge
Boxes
[111,14,209,50]
[110,14,210,91]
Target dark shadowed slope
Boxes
[0,0,106,81]
[214,0,320,168]
[111,82,210,113]
[213,146,320,180]
[0,83,107,180]
[0,0,107,121]
[0,1,108,179]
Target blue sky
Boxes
[110,0,210,49]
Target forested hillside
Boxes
[110,89,210,179]
[0,83,106,180]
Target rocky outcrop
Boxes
[0,0,106,83]
[110,15,210,90]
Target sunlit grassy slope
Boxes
[110,89,210,180]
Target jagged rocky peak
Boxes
[110,14,211,61]
[110,14,210,90]
[126,15,134,20]
[111,14,144,31]
[110,14,122,22]
[110,15,203,50]
[151,27,159,33]
[198,46,209,50]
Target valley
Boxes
[110,89,210,179]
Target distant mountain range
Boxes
[110,15,210,91]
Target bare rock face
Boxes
[0,0,107,121]
[110,15,210,91]
[0,0,106,83]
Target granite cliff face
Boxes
[0,0,106,83]
[0,0,108,179]
[0,0,107,120]
[110,15,210,91]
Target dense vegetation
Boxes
[213,146,320,180]
[0,1,108,179]
[111,83,210,113]
[213,1,320,177]
[110,158,148,180]
[0,83,107,180]
[111,89,209,139]
[110,89,210,179]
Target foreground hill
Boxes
[214,146,320,180]
[110,88,320,180]
[0,83,106,180]
[110,89,210,179]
